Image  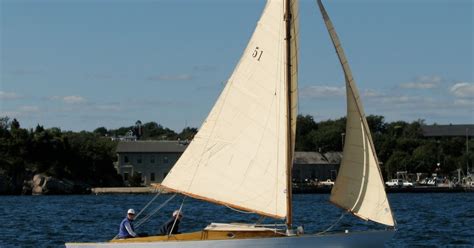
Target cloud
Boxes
[0,111,21,117]
[0,91,22,100]
[0,105,40,118]
[400,75,442,89]
[193,65,217,72]
[300,85,345,98]
[49,95,87,104]
[18,105,40,113]
[363,89,385,98]
[378,96,418,104]
[63,96,86,104]
[95,105,121,111]
[450,82,474,98]
[147,74,193,81]
[454,98,474,107]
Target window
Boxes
[137,157,142,164]
[137,173,143,183]
[150,156,155,163]
[123,173,129,181]
[150,173,155,182]
[163,156,169,164]
[124,156,129,163]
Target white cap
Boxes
[173,210,183,217]
[127,209,136,215]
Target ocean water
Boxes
[0,193,473,247]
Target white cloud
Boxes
[363,89,385,98]
[300,85,345,98]
[454,98,474,107]
[147,74,193,81]
[0,91,21,100]
[380,96,419,104]
[0,105,40,119]
[49,95,86,104]
[400,75,442,89]
[95,105,121,111]
[63,95,86,104]
[19,105,40,113]
[0,111,21,117]
[450,82,474,98]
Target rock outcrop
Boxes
[31,174,90,195]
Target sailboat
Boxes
[66,0,396,247]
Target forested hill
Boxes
[0,115,472,194]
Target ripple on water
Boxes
[0,193,473,247]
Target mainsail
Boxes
[317,0,395,226]
[161,0,298,220]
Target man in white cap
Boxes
[159,209,183,235]
[117,209,138,239]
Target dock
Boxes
[91,187,160,194]
[292,185,473,194]
[91,185,473,194]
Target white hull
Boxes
[66,229,395,248]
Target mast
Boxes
[285,0,293,229]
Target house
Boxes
[115,140,188,185]
[115,140,342,186]
[421,124,473,137]
[293,151,342,182]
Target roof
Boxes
[421,124,474,137]
[294,151,342,165]
[116,140,188,153]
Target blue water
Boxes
[1,193,473,247]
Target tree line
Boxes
[0,115,472,194]
[296,115,473,178]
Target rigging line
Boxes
[168,196,187,237]
[256,215,266,225]
[134,188,162,220]
[111,190,169,240]
[135,193,177,229]
[135,193,176,228]
[315,212,347,235]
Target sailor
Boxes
[159,210,183,235]
[117,209,138,239]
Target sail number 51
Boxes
[252,47,263,61]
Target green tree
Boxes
[128,172,143,187]
[295,115,318,151]
[411,141,438,173]
[93,127,108,136]
[178,127,198,140]
[385,151,411,178]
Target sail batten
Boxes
[318,0,395,227]
[161,0,298,220]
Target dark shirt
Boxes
[159,217,180,235]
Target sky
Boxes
[1,0,473,132]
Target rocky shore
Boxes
[0,173,90,195]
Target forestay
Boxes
[317,0,395,226]
[161,0,299,220]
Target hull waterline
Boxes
[66,229,395,248]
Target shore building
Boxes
[115,141,342,186]
[115,141,188,185]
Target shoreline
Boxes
[88,186,474,195]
